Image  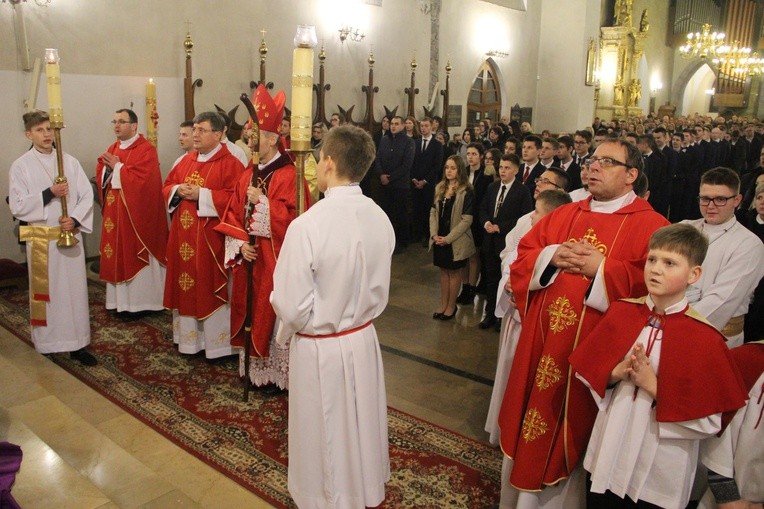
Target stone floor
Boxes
[0,245,501,508]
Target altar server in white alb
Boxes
[8,110,96,366]
[682,167,764,347]
[271,125,395,509]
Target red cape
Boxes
[162,145,242,318]
[96,135,169,282]
[728,341,764,392]
[569,298,748,428]
[498,196,669,490]
[215,152,311,357]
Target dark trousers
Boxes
[379,185,409,249]
[411,184,434,242]
[482,237,502,317]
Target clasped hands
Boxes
[550,241,603,278]
[609,343,658,400]
[99,151,120,169]
[176,183,200,201]
[432,235,448,246]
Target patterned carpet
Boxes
[0,281,502,508]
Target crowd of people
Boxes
[7,99,764,508]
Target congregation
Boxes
[7,93,764,508]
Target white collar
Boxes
[197,143,222,162]
[119,132,140,149]
[590,191,636,213]
[258,151,281,169]
[645,294,688,315]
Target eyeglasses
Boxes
[192,127,218,135]
[534,177,562,189]
[111,120,134,125]
[585,156,628,168]
[698,195,737,206]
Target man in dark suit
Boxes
[519,135,545,197]
[375,116,415,253]
[410,117,444,245]
[637,134,669,218]
[556,135,582,190]
[478,153,533,330]
[573,130,593,167]
[744,124,763,174]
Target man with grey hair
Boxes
[162,111,243,359]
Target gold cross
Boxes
[535,354,563,390]
[548,296,578,334]
[106,192,116,206]
[180,210,194,230]
[103,217,115,233]
[576,227,608,255]
[185,170,205,187]
[521,408,548,443]
[178,272,195,292]
[179,242,195,262]
[103,243,113,259]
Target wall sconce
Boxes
[486,49,509,58]
[338,26,365,43]
[705,87,716,96]
[650,81,662,96]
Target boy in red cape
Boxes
[569,223,748,509]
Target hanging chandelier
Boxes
[679,23,726,59]
[712,41,763,76]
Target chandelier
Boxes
[712,41,763,76]
[679,23,726,59]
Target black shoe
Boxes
[70,348,98,366]
[439,309,457,321]
[257,383,286,396]
[433,312,444,319]
[474,281,487,295]
[479,317,497,329]
[456,285,473,305]
[494,321,502,333]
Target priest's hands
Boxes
[246,185,263,205]
[177,183,200,201]
[240,243,257,262]
[50,182,68,197]
[100,152,120,169]
[551,241,604,278]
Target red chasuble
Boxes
[96,135,169,283]
[569,298,748,428]
[162,145,241,319]
[215,152,311,357]
[728,341,764,393]
[498,196,669,491]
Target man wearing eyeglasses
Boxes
[96,108,169,318]
[681,167,764,348]
[162,111,243,359]
[497,139,668,507]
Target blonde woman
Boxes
[404,115,421,139]
[430,155,475,320]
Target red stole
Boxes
[215,153,310,357]
[162,145,241,318]
[498,197,669,491]
[96,135,169,283]
[570,298,748,429]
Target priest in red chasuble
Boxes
[96,108,169,314]
[497,139,669,506]
[216,84,310,393]
[163,111,244,359]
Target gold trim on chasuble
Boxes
[180,210,194,230]
[103,243,114,258]
[178,272,195,291]
[103,217,115,233]
[535,354,563,390]
[522,408,549,443]
[179,242,195,262]
[568,227,608,255]
[106,191,116,206]
[184,170,206,187]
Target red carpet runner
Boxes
[0,282,502,508]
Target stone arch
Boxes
[671,59,716,115]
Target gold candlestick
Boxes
[290,25,317,216]
[45,49,77,247]
[146,78,158,148]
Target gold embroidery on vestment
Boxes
[103,243,114,259]
[535,354,563,390]
[103,217,115,233]
[178,272,195,291]
[185,170,205,187]
[106,192,116,206]
[179,242,195,262]
[522,408,548,443]
[180,210,194,230]
[569,227,608,255]
[548,296,578,333]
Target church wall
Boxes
[0,0,544,262]
[631,0,674,115]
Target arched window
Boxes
[467,60,501,128]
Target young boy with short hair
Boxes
[569,223,748,509]
[270,125,395,508]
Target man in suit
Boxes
[744,124,763,174]
[539,137,561,170]
[637,134,669,218]
[557,135,582,190]
[519,135,545,197]
[375,116,415,254]
[411,117,444,246]
[573,130,593,167]
[478,153,533,330]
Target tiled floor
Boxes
[0,245,500,507]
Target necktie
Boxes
[422,138,428,152]
[523,165,530,182]
[494,185,506,217]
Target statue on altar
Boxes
[614,0,633,27]
[614,79,625,106]
[628,79,641,107]
[640,9,650,32]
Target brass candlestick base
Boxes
[57,228,78,247]
[52,130,78,247]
